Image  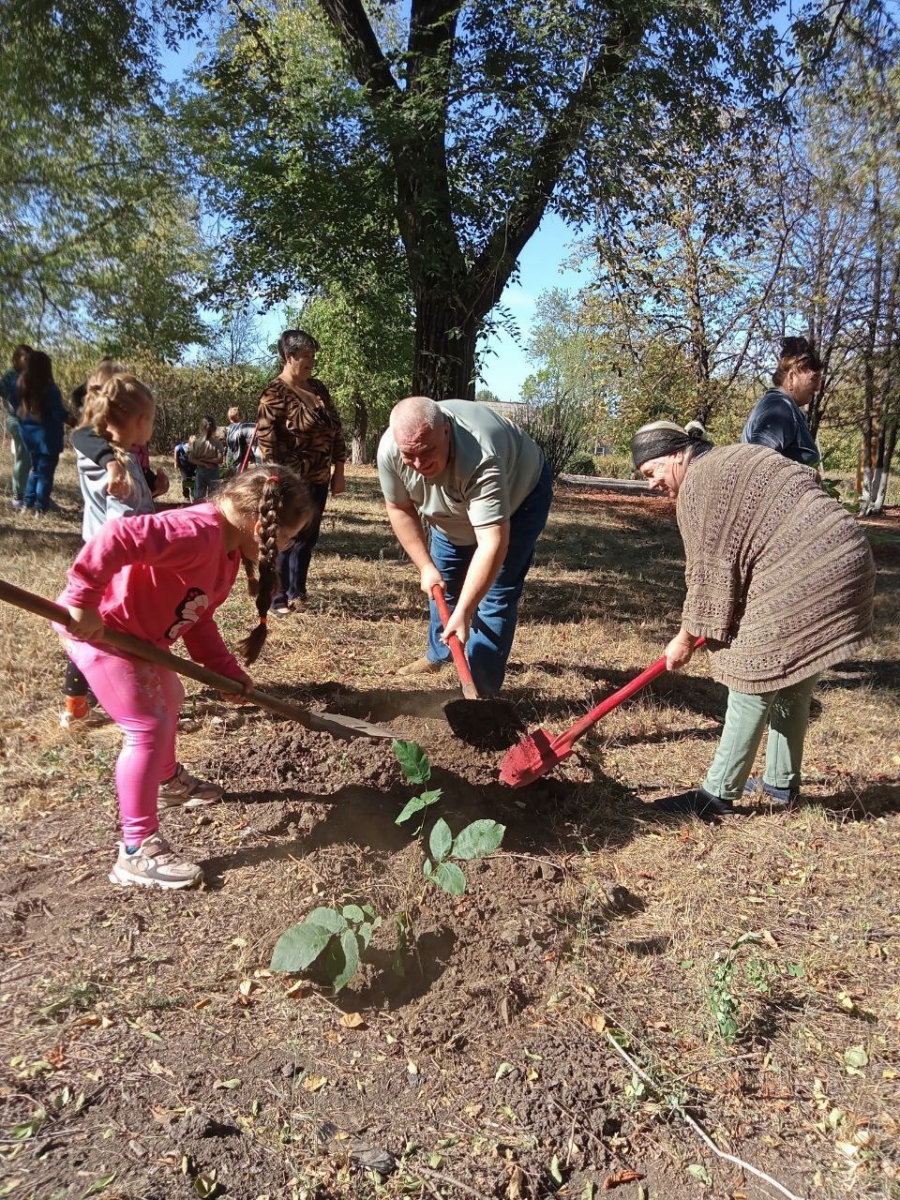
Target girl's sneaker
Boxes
[158,764,224,809]
[110,834,202,889]
[60,705,108,731]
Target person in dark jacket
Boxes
[1,343,33,506]
[224,406,259,472]
[741,336,822,465]
[17,350,68,513]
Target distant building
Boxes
[478,399,526,424]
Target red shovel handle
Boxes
[552,636,706,755]
[431,585,479,697]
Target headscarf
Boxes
[631,420,713,469]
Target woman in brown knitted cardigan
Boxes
[632,421,875,818]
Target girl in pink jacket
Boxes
[59,465,312,890]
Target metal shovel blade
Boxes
[305,709,397,741]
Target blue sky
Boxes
[161,37,587,402]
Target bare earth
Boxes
[1,458,898,1200]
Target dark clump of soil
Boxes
[442,695,526,750]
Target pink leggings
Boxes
[63,637,184,844]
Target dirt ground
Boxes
[1,462,899,1200]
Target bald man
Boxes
[377,396,552,695]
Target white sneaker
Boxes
[109,834,202,889]
[60,706,109,732]
[158,764,224,809]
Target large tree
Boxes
[0,0,209,356]
[184,0,794,398]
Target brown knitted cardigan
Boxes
[677,444,875,694]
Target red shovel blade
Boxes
[498,728,573,788]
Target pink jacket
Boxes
[60,504,244,679]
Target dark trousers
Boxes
[272,481,329,606]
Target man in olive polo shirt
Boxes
[377,396,552,696]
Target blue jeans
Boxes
[19,421,61,512]
[6,414,31,500]
[426,460,552,695]
[193,466,220,500]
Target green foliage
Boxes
[271,904,381,992]
[709,932,784,1044]
[290,278,413,462]
[422,816,506,895]
[393,741,506,895]
[564,451,597,475]
[392,740,432,785]
[520,393,591,479]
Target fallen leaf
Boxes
[213,1078,241,1090]
[323,1030,343,1045]
[285,982,309,999]
[582,1012,608,1034]
[687,1163,711,1184]
[148,1060,174,1078]
[193,998,211,1011]
[464,1102,483,1118]
[506,1164,525,1199]
[603,1171,645,1191]
[302,1075,327,1092]
[238,980,258,998]
[339,1012,366,1029]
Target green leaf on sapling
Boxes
[453,819,506,860]
[392,740,431,784]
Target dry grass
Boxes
[1,453,898,1199]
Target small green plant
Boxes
[709,931,777,1043]
[393,740,506,895]
[393,739,442,829]
[422,817,506,895]
[271,904,381,991]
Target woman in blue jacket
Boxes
[17,350,68,513]
[741,337,822,465]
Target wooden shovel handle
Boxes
[430,585,480,700]
[0,577,323,730]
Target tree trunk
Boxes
[412,291,478,400]
[350,387,369,464]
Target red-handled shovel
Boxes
[498,638,706,787]
[429,585,526,748]
[430,584,479,700]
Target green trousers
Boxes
[702,674,821,801]
[7,414,31,501]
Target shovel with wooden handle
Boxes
[0,578,396,741]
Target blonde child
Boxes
[62,371,158,729]
[58,466,312,889]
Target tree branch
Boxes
[315,0,400,106]
[466,3,648,321]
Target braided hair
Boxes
[214,465,312,665]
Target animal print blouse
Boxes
[256,378,346,485]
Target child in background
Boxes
[63,370,157,729]
[58,466,313,889]
[188,415,225,500]
[174,437,196,500]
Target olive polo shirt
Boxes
[377,400,544,546]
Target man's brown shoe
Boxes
[397,655,446,676]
